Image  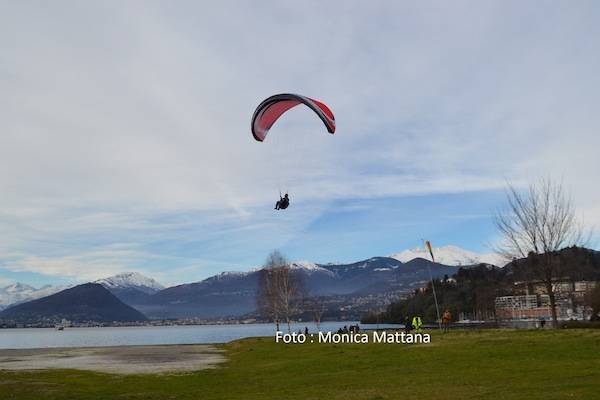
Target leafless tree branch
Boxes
[494,178,588,328]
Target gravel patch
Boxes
[0,344,225,374]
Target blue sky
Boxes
[1,1,599,287]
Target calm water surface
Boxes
[0,322,401,349]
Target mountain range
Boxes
[0,246,501,322]
[94,272,165,305]
[0,283,69,311]
[0,272,164,311]
[390,245,505,267]
[0,257,465,322]
[0,283,147,324]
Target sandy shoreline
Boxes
[0,344,226,374]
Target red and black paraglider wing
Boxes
[251,93,335,142]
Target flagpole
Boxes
[423,239,442,331]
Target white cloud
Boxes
[1,1,599,282]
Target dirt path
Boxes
[0,344,225,374]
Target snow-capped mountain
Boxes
[0,283,69,310]
[390,245,506,267]
[222,261,333,278]
[0,283,35,309]
[0,248,504,317]
[289,261,335,276]
[95,272,164,294]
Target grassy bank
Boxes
[1,329,599,399]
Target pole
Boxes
[427,264,442,331]
[422,239,442,331]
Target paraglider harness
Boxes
[275,193,290,210]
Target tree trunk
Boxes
[545,281,559,328]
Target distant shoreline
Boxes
[0,318,366,329]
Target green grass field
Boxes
[1,329,599,399]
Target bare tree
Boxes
[275,265,306,333]
[257,251,286,331]
[494,179,587,328]
[305,296,326,331]
[256,251,305,333]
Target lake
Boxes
[0,322,402,349]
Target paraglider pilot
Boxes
[275,193,290,210]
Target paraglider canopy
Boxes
[251,93,335,142]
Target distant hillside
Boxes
[137,270,261,319]
[366,246,600,324]
[0,283,147,324]
[0,246,495,322]
[505,246,600,282]
[0,245,497,313]
[131,257,460,319]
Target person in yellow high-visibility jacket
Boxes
[412,316,423,333]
